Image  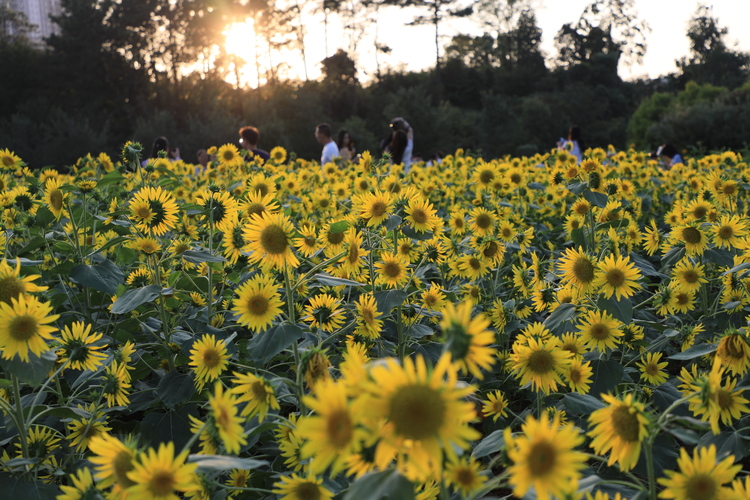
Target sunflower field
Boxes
[0,142,748,500]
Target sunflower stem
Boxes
[285,266,306,414]
[11,375,29,461]
[644,435,657,500]
[181,420,208,455]
[536,390,544,419]
[206,196,215,323]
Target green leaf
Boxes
[571,228,586,248]
[721,260,750,276]
[97,171,125,188]
[567,182,587,195]
[597,296,632,323]
[668,343,717,360]
[698,429,749,460]
[528,182,546,190]
[562,393,605,415]
[0,474,59,499]
[187,455,268,472]
[704,248,734,268]
[588,359,624,398]
[543,303,576,331]
[374,290,407,314]
[583,189,607,208]
[111,285,163,314]
[90,236,130,257]
[0,350,57,387]
[328,220,349,234]
[313,273,365,287]
[17,236,48,257]
[472,429,505,458]
[247,324,304,364]
[140,405,198,451]
[33,207,55,228]
[70,260,124,295]
[385,215,403,230]
[343,469,415,500]
[407,324,433,338]
[660,246,685,270]
[629,252,663,277]
[157,371,197,408]
[181,251,226,264]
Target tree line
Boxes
[1,0,749,168]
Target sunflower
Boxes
[129,186,179,236]
[67,407,111,452]
[560,332,588,359]
[588,393,650,471]
[43,177,68,220]
[506,413,587,500]
[336,230,369,279]
[405,197,441,233]
[642,219,662,256]
[592,254,642,300]
[670,258,707,293]
[671,223,709,256]
[0,258,48,305]
[439,301,497,379]
[58,467,99,500]
[0,295,58,362]
[131,236,161,255]
[243,211,300,270]
[126,441,198,500]
[296,379,365,475]
[222,221,248,265]
[270,146,288,164]
[637,352,668,385]
[712,215,747,249]
[226,469,250,498]
[102,361,132,408]
[88,434,138,492]
[509,335,572,395]
[230,372,280,421]
[558,247,597,293]
[208,383,247,455]
[0,149,23,170]
[303,293,345,333]
[217,143,243,167]
[715,331,750,376]
[273,473,334,500]
[231,275,284,332]
[445,457,487,496]
[294,226,320,258]
[195,190,239,233]
[657,445,740,500]
[363,354,479,482]
[576,309,623,352]
[189,334,229,391]
[566,358,593,394]
[448,208,468,235]
[58,321,107,371]
[355,293,382,339]
[469,207,497,237]
[481,390,509,422]
[240,190,279,220]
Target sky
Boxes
[225,0,750,87]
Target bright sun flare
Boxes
[224,20,255,63]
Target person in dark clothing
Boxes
[239,126,270,161]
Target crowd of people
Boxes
[145,121,684,173]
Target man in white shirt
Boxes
[315,123,339,166]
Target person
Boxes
[195,149,209,175]
[239,126,270,161]
[557,126,584,163]
[142,136,180,167]
[656,144,684,168]
[337,130,356,162]
[387,129,408,166]
[390,117,413,171]
[315,123,339,166]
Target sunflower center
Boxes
[605,269,625,287]
[0,276,25,304]
[136,206,151,219]
[253,183,270,197]
[388,384,445,440]
[527,441,557,477]
[456,467,476,486]
[250,380,268,400]
[469,258,481,270]
[327,232,345,245]
[718,226,734,240]
[476,214,492,229]
[260,224,289,255]
[590,324,609,340]
[720,336,743,359]
[527,350,554,374]
[49,190,64,211]
[370,201,386,217]
[453,218,464,228]
[411,209,427,224]
[362,307,375,323]
[572,258,595,283]
[683,270,698,283]
[113,450,136,487]
[246,203,265,216]
[9,314,38,342]
[325,409,354,449]
[509,173,522,184]
[479,170,493,184]
[611,405,640,442]
[1,156,14,167]
[383,262,402,278]
[202,348,220,368]
[247,295,269,316]
[717,389,732,410]
[676,293,689,305]
[693,207,707,219]
[684,474,717,500]
[681,227,702,245]
[149,470,176,495]
[645,362,660,376]
[294,482,322,500]
[569,368,582,383]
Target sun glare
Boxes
[224,20,255,63]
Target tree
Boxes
[554,0,649,69]
[676,5,749,89]
[321,49,358,120]
[0,0,36,44]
